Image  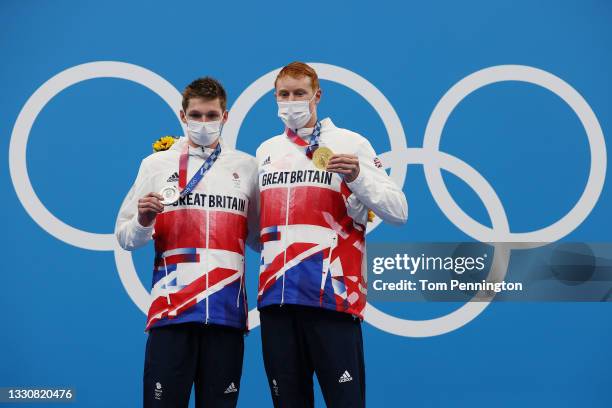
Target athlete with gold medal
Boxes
[256,62,408,407]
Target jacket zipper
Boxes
[281,184,291,305]
[205,208,210,324]
[327,234,337,269]
[162,256,171,305]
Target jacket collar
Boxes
[294,117,335,140]
[171,136,224,159]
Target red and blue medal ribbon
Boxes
[178,141,222,195]
[285,121,321,159]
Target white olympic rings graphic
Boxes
[8,61,606,337]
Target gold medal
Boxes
[312,147,334,170]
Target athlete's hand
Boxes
[326,154,360,183]
[138,192,164,227]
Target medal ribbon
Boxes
[178,141,222,196]
[285,121,321,159]
[285,121,373,223]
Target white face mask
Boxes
[186,118,223,147]
[277,92,317,130]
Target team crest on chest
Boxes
[232,171,241,188]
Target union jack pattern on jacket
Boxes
[256,118,408,318]
[116,137,259,331]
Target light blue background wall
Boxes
[2,1,611,406]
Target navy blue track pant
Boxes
[143,323,244,408]
[260,305,366,408]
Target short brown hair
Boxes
[275,62,319,92]
[182,77,227,112]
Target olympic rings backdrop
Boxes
[2,1,611,407]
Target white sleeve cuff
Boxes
[346,168,366,194]
[130,216,154,237]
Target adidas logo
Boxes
[262,156,271,165]
[224,382,238,394]
[338,370,353,383]
[166,172,179,182]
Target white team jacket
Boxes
[115,136,259,331]
[256,117,407,318]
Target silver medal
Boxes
[159,185,180,205]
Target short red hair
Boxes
[275,61,320,92]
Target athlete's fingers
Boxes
[139,201,164,213]
[139,197,164,209]
[328,155,358,165]
[326,168,352,175]
[326,163,358,171]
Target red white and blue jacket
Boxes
[256,118,407,319]
[116,137,259,331]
